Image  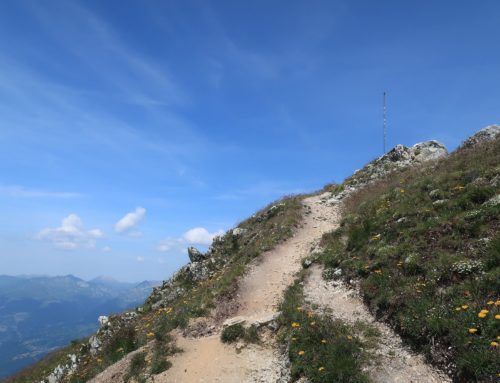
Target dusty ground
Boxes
[303,265,451,383]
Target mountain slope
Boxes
[7,125,499,383]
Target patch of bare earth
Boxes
[303,265,451,383]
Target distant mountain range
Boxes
[0,274,159,379]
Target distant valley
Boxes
[0,274,159,379]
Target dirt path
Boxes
[152,193,339,383]
[303,265,451,383]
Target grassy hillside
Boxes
[319,136,499,382]
[6,196,303,383]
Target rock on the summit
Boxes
[98,315,109,328]
[188,246,207,262]
[410,140,448,162]
[461,125,500,149]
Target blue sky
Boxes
[0,0,499,282]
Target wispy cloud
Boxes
[114,207,146,235]
[36,214,104,250]
[0,185,83,198]
[157,227,224,253]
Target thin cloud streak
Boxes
[0,185,83,199]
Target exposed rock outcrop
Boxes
[187,246,207,262]
[345,140,447,188]
[461,124,500,149]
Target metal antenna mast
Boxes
[383,91,387,154]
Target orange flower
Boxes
[468,328,478,334]
[298,350,305,356]
[490,341,499,348]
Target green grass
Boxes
[319,137,500,382]
[125,352,146,383]
[221,323,246,343]
[278,277,373,383]
[220,323,260,344]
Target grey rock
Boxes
[461,125,500,149]
[98,315,109,328]
[302,258,313,268]
[410,140,447,162]
[483,194,500,208]
[223,316,247,328]
[429,189,443,200]
[432,199,449,207]
[232,227,247,236]
[344,141,447,188]
[187,261,210,281]
[188,246,207,262]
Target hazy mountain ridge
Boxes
[0,275,159,379]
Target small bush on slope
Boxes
[320,137,500,382]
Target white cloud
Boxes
[102,246,112,253]
[183,227,224,246]
[114,207,146,234]
[0,185,82,198]
[36,214,104,250]
[157,227,224,253]
[136,256,145,262]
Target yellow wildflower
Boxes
[478,312,487,318]
[291,337,297,341]
[495,315,500,320]
[321,339,327,344]
[495,300,500,306]
[455,307,461,311]
[291,322,300,328]
[371,234,381,241]
[374,269,382,274]
[147,332,155,337]
[318,367,325,372]
[347,335,353,340]
[298,350,305,356]
[468,328,478,334]
[461,305,469,310]
[487,300,495,305]
[491,341,499,348]
[310,321,316,326]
